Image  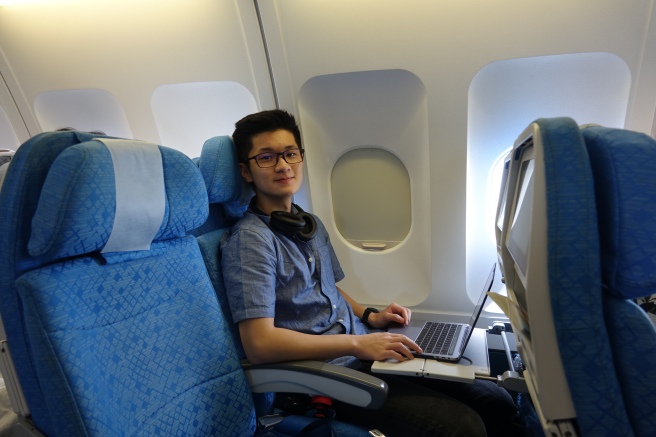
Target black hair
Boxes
[232,109,302,163]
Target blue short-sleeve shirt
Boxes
[220,207,371,368]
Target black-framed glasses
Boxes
[246,148,305,168]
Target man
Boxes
[221,109,520,436]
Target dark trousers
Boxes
[331,363,523,437]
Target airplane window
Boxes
[331,147,411,250]
[297,69,429,305]
[466,51,630,302]
[151,81,257,158]
[34,88,133,139]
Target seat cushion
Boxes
[18,236,257,436]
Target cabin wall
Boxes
[0,0,655,318]
[256,0,656,314]
[0,0,275,156]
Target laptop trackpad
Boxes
[388,319,426,342]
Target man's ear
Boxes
[239,162,253,183]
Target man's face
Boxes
[240,129,304,210]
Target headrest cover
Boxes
[198,136,252,218]
[29,140,208,261]
[583,126,656,299]
[96,138,166,253]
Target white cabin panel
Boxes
[34,89,133,138]
[151,81,258,158]
[257,0,656,316]
[0,0,275,152]
[298,69,430,306]
[0,105,20,151]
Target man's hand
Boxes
[353,332,422,361]
[367,303,412,329]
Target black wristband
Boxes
[362,307,380,328]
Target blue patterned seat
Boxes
[502,118,656,437]
[537,118,631,436]
[10,137,264,435]
[582,125,656,437]
[0,130,115,434]
[193,136,253,362]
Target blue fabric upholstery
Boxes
[582,126,656,437]
[18,237,255,435]
[582,127,656,299]
[194,136,251,357]
[197,228,247,360]
[538,117,630,435]
[190,136,252,237]
[194,136,271,415]
[28,141,208,261]
[535,120,656,436]
[9,137,258,435]
[199,135,244,205]
[603,298,656,437]
[0,130,109,435]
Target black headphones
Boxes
[250,199,317,241]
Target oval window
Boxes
[331,147,411,250]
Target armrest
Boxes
[242,360,388,410]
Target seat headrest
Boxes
[198,136,253,218]
[28,139,208,262]
[583,126,656,299]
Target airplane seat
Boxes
[15,138,266,435]
[192,136,389,431]
[193,135,252,360]
[190,135,253,237]
[192,135,275,418]
[501,117,630,436]
[0,130,115,435]
[536,118,632,436]
[581,125,656,437]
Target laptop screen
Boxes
[466,264,496,329]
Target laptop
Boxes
[388,264,495,362]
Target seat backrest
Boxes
[0,131,111,433]
[193,136,253,359]
[191,136,289,418]
[12,138,257,435]
[583,125,656,437]
[499,117,631,435]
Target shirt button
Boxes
[336,318,344,323]
[332,304,336,309]
[308,257,313,263]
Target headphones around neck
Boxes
[250,199,317,241]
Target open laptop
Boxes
[388,264,495,362]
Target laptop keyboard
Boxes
[416,322,462,356]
